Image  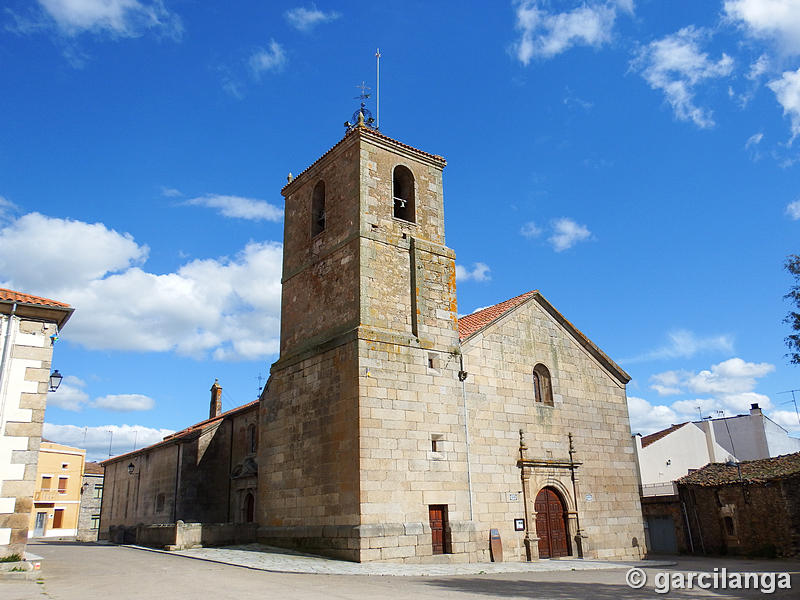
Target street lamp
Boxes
[48,370,63,392]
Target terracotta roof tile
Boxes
[0,288,70,308]
[641,423,689,448]
[102,399,259,465]
[83,462,104,475]
[282,125,446,195]
[678,452,800,486]
[458,291,538,341]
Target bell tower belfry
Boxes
[259,110,473,562]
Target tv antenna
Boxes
[256,372,265,397]
[776,389,800,425]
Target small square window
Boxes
[427,353,439,371]
[61,463,68,469]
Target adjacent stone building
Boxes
[677,452,800,557]
[77,461,104,542]
[0,288,72,558]
[100,382,259,545]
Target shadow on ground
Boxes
[420,576,798,599]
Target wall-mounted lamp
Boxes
[48,370,63,392]
[127,463,135,475]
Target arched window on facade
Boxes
[247,423,257,455]
[392,165,415,222]
[533,363,554,406]
[311,180,326,236]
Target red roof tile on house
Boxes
[458,291,538,341]
[83,461,104,475]
[678,452,800,486]
[0,288,70,308]
[641,423,689,448]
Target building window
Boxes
[61,463,68,469]
[57,477,68,494]
[724,516,736,537]
[311,180,326,236]
[533,363,554,406]
[392,165,415,222]
[155,493,166,513]
[90,514,100,530]
[248,423,258,454]
[41,476,52,491]
[93,484,103,500]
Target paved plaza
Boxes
[2,541,798,600]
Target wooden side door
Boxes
[429,504,447,555]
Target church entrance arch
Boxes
[535,487,570,558]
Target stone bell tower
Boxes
[258,107,475,561]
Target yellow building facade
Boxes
[28,441,85,538]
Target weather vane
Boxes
[344,80,377,131]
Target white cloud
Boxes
[725,0,800,56]
[646,357,775,417]
[0,196,18,223]
[0,212,148,291]
[520,221,542,238]
[284,5,340,32]
[623,329,734,364]
[632,27,734,128]
[513,1,622,64]
[767,68,800,143]
[769,409,800,433]
[160,187,182,198]
[745,132,763,148]
[42,423,174,462]
[455,262,491,282]
[627,395,678,435]
[48,375,90,411]
[0,213,283,360]
[548,217,591,251]
[249,40,286,78]
[687,357,774,396]
[36,0,182,39]
[787,199,800,219]
[747,54,770,81]
[91,394,154,411]
[185,194,283,222]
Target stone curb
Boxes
[119,543,677,577]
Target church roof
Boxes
[458,291,538,340]
[101,399,259,466]
[458,290,631,385]
[678,452,800,487]
[282,124,446,196]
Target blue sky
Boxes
[2,1,800,461]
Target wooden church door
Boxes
[534,487,569,558]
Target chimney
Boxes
[750,402,762,416]
[210,379,222,419]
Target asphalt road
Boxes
[3,541,798,600]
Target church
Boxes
[101,110,645,563]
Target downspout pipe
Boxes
[459,354,474,522]
[0,302,19,434]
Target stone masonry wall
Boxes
[0,316,57,558]
[259,340,361,560]
[461,297,646,561]
[680,478,799,557]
